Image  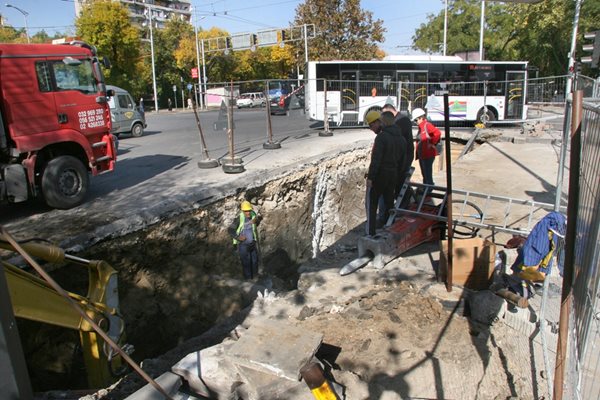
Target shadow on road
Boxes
[90,154,190,196]
[0,154,190,226]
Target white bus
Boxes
[306,56,528,127]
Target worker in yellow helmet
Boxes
[228,200,261,280]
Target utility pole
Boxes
[142,5,159,113]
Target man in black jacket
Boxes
[365,110,400,236]
[380,111,408,224]
[382,103,414,197]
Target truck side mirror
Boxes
[102,57,111,69]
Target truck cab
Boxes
[0,41,115,209]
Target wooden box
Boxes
[439,237,496,290]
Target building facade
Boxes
[75,0,191,29]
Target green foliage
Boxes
[412,0,600,76]
[75,0,141,93]
[293,0,385,61]
[0,26,25,43]
[150,18,195,107]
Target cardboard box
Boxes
[439,237,496,290]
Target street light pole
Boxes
[443,0,448,56]
[146,6,159,113]
[201,39,207,109]
[6,3,29,43]
[193,12,206,109]
[479,0,485,60]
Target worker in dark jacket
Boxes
[365,110,400,236]
[228,201,261,280]
[382,103,414,194]
[379,111,407,224]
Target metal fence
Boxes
[561,94,600,399]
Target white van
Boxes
[236,92,265,108]
[107,85,147,137]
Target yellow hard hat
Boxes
[365,110,381,125]
[240,201,253,211]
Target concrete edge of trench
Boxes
[61,130,374,252]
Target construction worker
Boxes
[412,108,441,186]
[365,110,400,236]
[228,201,261,280]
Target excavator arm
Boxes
[0,238,129,389]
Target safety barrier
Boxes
[558,93,600,400]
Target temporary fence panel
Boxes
[562,96,600,399]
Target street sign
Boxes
[172,85,176,92]
[187,83,193,91]
[191,68,198,79]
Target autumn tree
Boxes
[76,0,141,93]
[0,25,27,43]
[292,0,385,61]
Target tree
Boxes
[76,0,141,93]
[413,0,509,58]
[150,18,195,107]
[292,0,385,61]
[0,25,27,43]
[412,0,600,76]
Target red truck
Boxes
[0,41,116,209]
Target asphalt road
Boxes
[0,107,318,226]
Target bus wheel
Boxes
[477,108,496,126]
[41,155,89,209]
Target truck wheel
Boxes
[131,123,144,137]
[41,155,89,209]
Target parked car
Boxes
[236,92,265,108]
[107,85,147,137]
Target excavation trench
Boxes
[22,147,374,392]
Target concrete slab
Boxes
[225,318,323,381]
[171,341,237,399]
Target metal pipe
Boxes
[443,93,454,292]
[553,90,583,400]
[556,0,582,211]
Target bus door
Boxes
[396,71,428,113]
[505,71,526,120]
[340,70,359,112]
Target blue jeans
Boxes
[419,157,434,185]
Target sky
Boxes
[2,0,446,55]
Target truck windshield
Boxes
[51,59,98,94]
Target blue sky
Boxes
[3,0,446,55]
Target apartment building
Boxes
[75,0,192,29]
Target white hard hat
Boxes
[411,108,426,121]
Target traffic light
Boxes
[582,31,600,68]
